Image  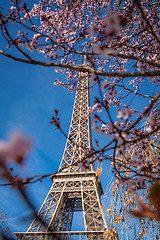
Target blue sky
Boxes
[0,51,76,232]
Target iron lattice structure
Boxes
[15,72,118,240]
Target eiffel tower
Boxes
[15,69,118,240]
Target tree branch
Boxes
[0,49,160,78]
[127,90,160,131]
[134,0,160,43]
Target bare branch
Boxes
[0,49,160,78]
[134,0,160,43]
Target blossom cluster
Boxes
[0,132,31,188]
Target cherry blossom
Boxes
[0,132,31,165]
[8,132,32,164]
[103,11,123,36]
[79,160,90,172]
[114,133,124,144]
[117,110,129,120]
[0,132,32,192]
[128,179,138,192]
[144,157,152,166]
[94,126,105,136]
[93,44,116,57]
[135,158,144,173]
[89,73,97,85]
[117,145,126,156]
[9,174,27,189]
[116,108,134,120]
[0,142,10,163]
[102,80,110,91]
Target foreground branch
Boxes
[0,50,160,78]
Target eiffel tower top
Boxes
[58,66,94,173]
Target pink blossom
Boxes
[137,141,148,150]
[0,132,31,165]
[155,154,160,162]
[145,126,153,133]
[117,110,129,120]
[135,158,144,172]
[136,177,146,189]
[117,146,125,156]
[128,177,146,192]
[0,0,159,193]
[114,121,121,128]
[104,89,118,99]
[8,132,31,164]
[102,80,110,91]
[144,157,152,165]
[116,108,134,120]
[88,21,96,37]
[108,122,114,131]
[147,116,155,129]
[89,73,96,85]
[103,12,122,36]
[93,44,116,57]
[126,108,135,117]
[10,6,16,10]
[9,174,27,189]
[128,179,137,192]
[121,131,129,140]
[114,133,123,143]
[0,142,10,163]
[45,37,50,42]
[93,126,105,136]
[79,160,90,172]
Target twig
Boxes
[0,49,160,78]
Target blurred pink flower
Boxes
[9,174,27,189]
[79,160,90,172]
[89,73,96,85]
[93,44,116,57]
[0,142,10,162]
[0,132,31,165]
[117,108,134,120]
[117,110,129,120]
[102,80,110,91]
[8,132,31,164]
[126,108,135,117]
[103,12,121,36]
